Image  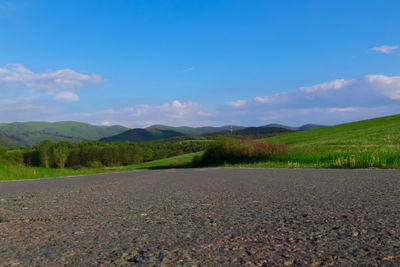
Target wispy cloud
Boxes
[65,100,216,128]
[220,74,400,125]
[300,79,351,93]
[0,97,58,122]
[226,100,247,107]
[371,45,399,54]
[1,65,400,127]
[0,64,104,101]
[63,73,400,127]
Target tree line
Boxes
[19,140,208,169]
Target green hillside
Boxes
[146,125,246,135]
[263,114,400,153]
[100,128,184,142]
[148,123,324,136]
[0,121,129,146]
[199,114,400,169]
[0,133,22,149]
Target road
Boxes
[0,168,399,266]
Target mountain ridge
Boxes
[100,128,184,142]
[0,121,129,146]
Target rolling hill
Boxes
[100,128,184,142]
[0,121,129,146]
[146,125,246,135]
[262,114,400,153]
[148,123,324,136]
[238,123,324,134]
[297,124,325,131]
[0,132,22,149]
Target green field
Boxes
[0,152,201,181]
[1,115,399,180]
[263,114,400,153]
[192,115,400,169]
[240,114,400,169]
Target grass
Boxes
[2,115,400,180]
[220,152,400,169]
[0,152,202,181]
[262,114,400,153]
[228,114,400,169]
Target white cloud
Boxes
[371,45,399,54]
[1,66,400,128]
[300,79,351,93]
[326,107,360,113]
[100,121,111,126]
[0,97,59,122]
[47,74,400,127]
[226,100,247,107]
[220,74,400,125]
[365,74,400,99]
[64,100,216,128]
[53,91,79,101]
[0,64,104,101]
[254,94,278,104]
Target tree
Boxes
[51,141,69,169]
[39,140,53,168]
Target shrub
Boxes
[86,161,103,168]
[170,161,185,167]
[198,137,288,164]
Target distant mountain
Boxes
[0,132,22,149]
[297,124,325,131]
[238,123,325,134]
[238,125,295,134]
[147,124,324,136]
[0,121,129,146]
[0,121,326,146]
[100,128,184,142]
[146,125,246,136]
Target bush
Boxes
[198,137,288,165]
[86,161,103,168]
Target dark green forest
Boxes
[1,140,208,169]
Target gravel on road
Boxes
[0,168,399,266]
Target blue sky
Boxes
[0,0,399,127]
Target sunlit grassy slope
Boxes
[0,152,201,181]
[262,114,400,153]
[216,114,400,169]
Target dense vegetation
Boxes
[20,140,208,169]
[0,152,200,180]
[230,115,400,168]
[193,137,288,165]
[1,114,399,180]
[195,115,400,169]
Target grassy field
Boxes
[263,114,400,153]
[241,114,400,168]
[0,152,201,181]
[2,115,400,180]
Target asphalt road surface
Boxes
[0,168,399,266]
